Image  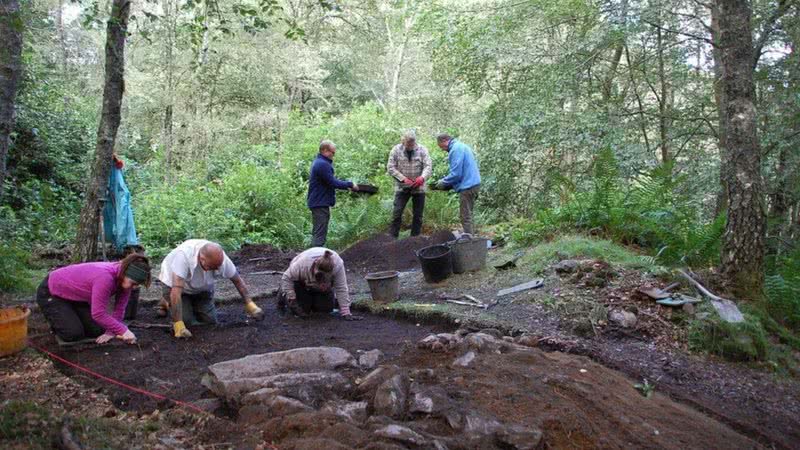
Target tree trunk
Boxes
[163,0,175,183]
[74,0,130,262]
[711,1,729,217]
[717,0,766,298]
[0,0,23,200]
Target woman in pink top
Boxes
[36,253,151,344]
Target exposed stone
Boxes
[359,350,384,369]
[608,310,637,328]
[319,422,371,448]
[373,374,409,419]
[497,424,543,450]
[374,424,428,447]
[515,335,539,348]
[191,398,222,413]
[553,259,579,274]
[409,368,436,381]
[435,333,460,350]
[463,332,500,353]
[204,347,356,400]
[452,351,476,368]
[357,365,402,396]
[462,412,504,436]
[321,400,368,423]
[281,438,351,450]
[238,396,312,425]
[409,385,451,415]
[236,371,351,406]
[418,334,448,352]
[479,328,503,339]
[444,410,463,430]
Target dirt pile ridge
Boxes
[231,243,297,272]
[341,230,455,273]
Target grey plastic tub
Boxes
[365,270,400,303]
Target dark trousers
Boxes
[160,285,218,326]
[311,207,331,247]
[389,191,425,238]
[459,184,480,235]
[278,281,335,314]
[36,276,104,342]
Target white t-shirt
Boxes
[158,239,238,294]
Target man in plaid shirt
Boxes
[386,130,433,238]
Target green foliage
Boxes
[765,274,800,331]
[517,235,665,275]
[135,105,459,256]
[0,400,51,448]
[689,308,769,362]
[504,148,724,269]
[0,243,36,293]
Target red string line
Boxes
[27,340,207,415]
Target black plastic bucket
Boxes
[416,244,453,283]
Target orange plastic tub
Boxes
[0,306,31,357]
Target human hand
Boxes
[403,178,415,187]
[245,300,265,321]
[173,320,193,338]
[414,177,425,188]
[119,329,137,344]
[95,333,115,344]
[288,299,308,318]
[351,184,360,192]
[343,314,364,321]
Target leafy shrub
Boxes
[0,243,36,293]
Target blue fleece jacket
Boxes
[307,154,353,209]
[440,139,481,192]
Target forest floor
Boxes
[2,232,799,449]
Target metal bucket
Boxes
[0,306,31,358]
[365,271,400,303]
[449,235,489,274]
[416,244,453,283]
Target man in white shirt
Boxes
[158,239,264,338]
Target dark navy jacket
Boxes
[307,154,353,209]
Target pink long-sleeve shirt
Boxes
[48,262,130,336]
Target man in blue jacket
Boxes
[435,133,481,235]
[308,140,358,246]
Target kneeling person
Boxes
[158,239,264,338]
[37,253,151,345]
[278,248,361,321]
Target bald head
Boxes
[199,242,225,271]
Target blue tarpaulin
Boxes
[103,166,139,250]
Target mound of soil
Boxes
[231,243,297,272]
[341,230,455,273]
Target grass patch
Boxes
[0,400,148,450]
[515,235,665,275]
[0,401,53,448]
[352,297,517,333]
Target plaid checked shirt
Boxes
[386,143,433,193]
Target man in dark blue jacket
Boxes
[308,140,358,246]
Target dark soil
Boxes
[341,230,455,273]
[28,301,450,414]
[230,243,297,272]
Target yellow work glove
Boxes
[244,300,264,321]
[173,320,192,338]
